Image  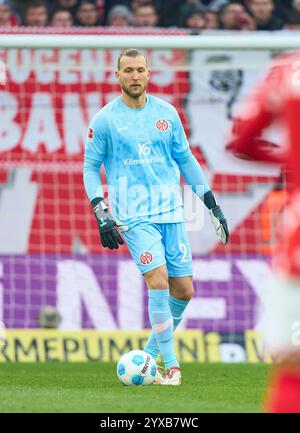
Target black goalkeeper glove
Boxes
[92,198,128,250]
[203,191,229,245]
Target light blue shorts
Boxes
[123,221,193,277]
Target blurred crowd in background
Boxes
[0,0,300,31]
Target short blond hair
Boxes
[117,48,148,70]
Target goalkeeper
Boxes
[83,48,229,386]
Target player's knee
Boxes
[186,286,194,301]
[144,266,169,290]
[178,285,194,301]
[169,276,194,301]
[146,276,169,291]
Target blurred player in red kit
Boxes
[227,51,300,413]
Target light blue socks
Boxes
[169,295,190,329]
[144,292,189,367]
[146,289,178,369]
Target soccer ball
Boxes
[117,350,157,386]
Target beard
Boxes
[121,82,147,99]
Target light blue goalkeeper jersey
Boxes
[83,95,210,226]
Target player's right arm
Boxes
[83,114,125,250]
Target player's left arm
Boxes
[226,101,280,163]
[171,110,229,245]
[227,62,286,164]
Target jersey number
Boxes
[179,242,190,263]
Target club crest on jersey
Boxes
[156,119,169,132]
[87,127,94,142]
[140,252,153,265]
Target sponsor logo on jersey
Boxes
[123,141,166,166]
[138,141,151,157]
[140,252,153,265]
[156,119,169,132]
[123,156,165,167]
[87,127,94,142]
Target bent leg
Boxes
[169,276,194,329]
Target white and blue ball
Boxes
[117,350,157,386]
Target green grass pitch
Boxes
[0,363,271,413]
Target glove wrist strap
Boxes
[91,197,103,208]
[91,197,108,218]
[203,190,218,210]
